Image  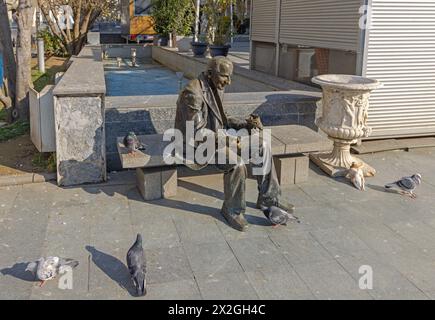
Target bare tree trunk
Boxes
[0,0,17,123]
[15,0,33,121]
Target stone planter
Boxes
[309,74,382,177]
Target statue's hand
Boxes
[246,114,264,131]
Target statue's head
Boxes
[207,56,233,90]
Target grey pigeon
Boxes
[25,256,79,287]
[260,205,300,227]
[385,173,422,198]
[123,132,144,155]
[126,233,147,296]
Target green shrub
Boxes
[0,121,30,142]
[151,0,195,37]
[37,28,67,57]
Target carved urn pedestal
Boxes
[309,74,382,177]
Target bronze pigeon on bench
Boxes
[123,132,145,156]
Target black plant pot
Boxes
[209,44,231,57]
[191,42,208,57]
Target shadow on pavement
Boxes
[0,262,36,282]
[85,246,138,297]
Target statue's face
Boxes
[210,62,233,90]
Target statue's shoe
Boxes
[220,209,249,232]
[256,197,295,214]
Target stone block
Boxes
[136,167,177,201]
[273,153,309,185]
[55,96,106,186]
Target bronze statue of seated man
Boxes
[174,56,295,231]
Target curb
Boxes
[0,173,57,187]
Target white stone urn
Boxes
[309,74,382,177]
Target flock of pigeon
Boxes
[22,132,422,296]
[26,234,147,297]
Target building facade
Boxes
[250,0,435,139]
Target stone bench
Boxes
[117,125,332,201]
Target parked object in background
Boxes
[346,162,365,191]
[309,74,382,177]
[385,173,422,199]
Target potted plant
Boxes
[203,0,232,57]
[151,0,195,48]
[191,34,208,57]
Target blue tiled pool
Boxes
[105,59,189,96]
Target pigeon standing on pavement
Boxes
[260,205,300,227]
[123,132,144,156]
[346,162,365,191]
[385,173,422,198]
[126,233,147,296]
[25,257,79,287]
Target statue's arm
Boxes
[227,116,248,130]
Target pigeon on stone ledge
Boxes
[123,132,145,156]
[126,233,147,296]
[25,256,79,287]
[260,205,300,227]
[346,162,365,191]
[385,173,422,198]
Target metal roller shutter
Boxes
[279,0,363,51]
[364,0,435,138]
[251,0,278,42]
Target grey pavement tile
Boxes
[385,221,435,249]
[245,265,315,300]
[270,232,334,265]
[382,249,435,292]
[293,260,372,300]
[349,223,416,255]
[227,237,289,272]
[0,185,21,216]
[334,250,426,300]
[309,226,372,258]
[172,214,226,245]
[144,279,202,300]
[130,214,181,250]
[196,272,259,300]
[183,241,243,278]
[145,246,194,284]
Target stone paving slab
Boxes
[195,272,259,300]
[1,147,435,299]
[293,260,373,300]
[183,241,243,279]
[245,265,315,300]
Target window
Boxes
[134,0,152,16]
